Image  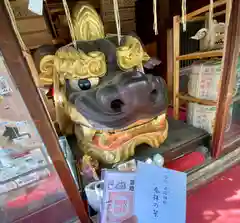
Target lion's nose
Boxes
[96,71,166,113]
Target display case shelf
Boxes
[0,173,68,223]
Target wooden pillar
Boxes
[167,28,173,102]
[173,16,180,119]
[212,0,240,157]
[157,0,170,80]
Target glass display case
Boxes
[222,61,240,151]
[0,52,81,223]
[0,3,90,222]
[170,0,240,160]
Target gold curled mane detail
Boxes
[72,4,105,41]
[39,46,107,84]
[116,36,150,70]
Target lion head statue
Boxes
[37,4,168,164]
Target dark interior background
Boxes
[135,0,215,80]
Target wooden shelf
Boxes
[188,10,226,22]
[176,50,223,61]
[178,92,240,106]
[49,8,65,13]
[178,93,217,105]
[185,0,226,21]
[28,38,66,50]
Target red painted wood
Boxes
[165,151,205,172]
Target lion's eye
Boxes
[78,79,91,90]
[69,77,99,91]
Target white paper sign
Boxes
[28,0,43,15]
[101,171,135,223]
[134,162,187,223]
[15,172,39,187]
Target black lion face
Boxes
[37,4,167,131]
[36,4,168,164]
[64,36,168,130]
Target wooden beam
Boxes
[0,3,90,222]
[212,0,240,158]
[167,28,173,102]
[226,0,233,23]
[4,0,40,87]
[176,50,223,61]
[44,1,58,38]
[188,145,240,191]
[186,0,226,21]
[173,16,180,119]
[178,93,216,106]
[188,10,226,22]
[213,9,227,17]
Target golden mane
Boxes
[40,45,106,85]
[72,4,104,41]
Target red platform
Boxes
[187,164,240,223]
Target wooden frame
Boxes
[167,1,228,95]
[172,0,240,158]
[186,0,226,21]
[172,0,229,120]
[212,0,240,157]
[188,143,240,191]
[0,3,90,223]
[169,0,240,192]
